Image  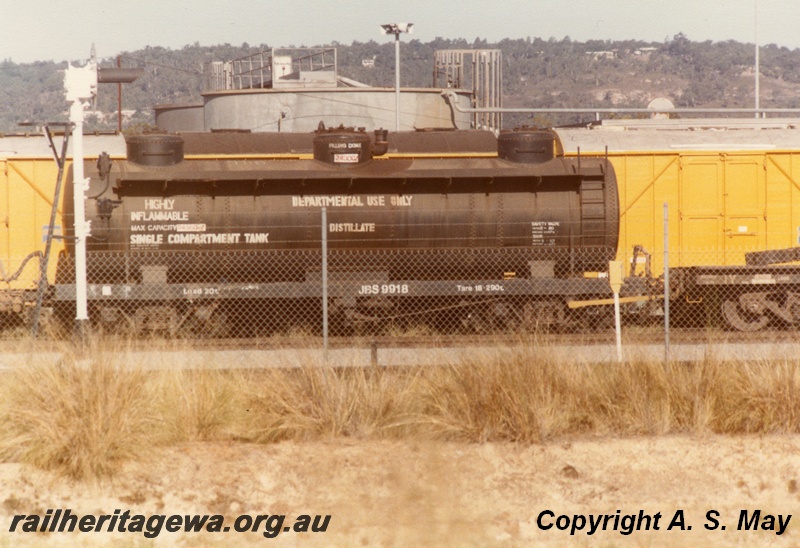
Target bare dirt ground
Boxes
[0,435,798,547]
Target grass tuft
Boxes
[0,353,157,480]
[244,365,421,442]
[151,368,246,442]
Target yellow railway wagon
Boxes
[0,134,125,308]
[558,119,800,277]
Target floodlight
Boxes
[380,23,413,35]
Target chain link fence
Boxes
[39,206,623,341]
[5,201,796,353]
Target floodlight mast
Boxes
[755,0,760,117]
[380,23,413,131]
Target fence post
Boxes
[663,202,670,364]
[608,260,623,363]
[321,207,329,362]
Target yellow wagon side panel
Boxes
[0,160,8,284]
[764,152,800,252]
[613,153,680,274]
[610,149,794,276]
[2,158,65,290]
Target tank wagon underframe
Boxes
[51,272,627,336]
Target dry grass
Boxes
[150,368,246,442]
[416,352,725,441]
[1,337,800,480]
[417,355,561,443]
[243,365,422,442]
[0,349,157,480]
[708,360,800,433]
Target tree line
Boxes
[0,34,798,133]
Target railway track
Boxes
[0,326,798,372]
[18,325,794,352]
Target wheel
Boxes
[520,300,567,332]
[573,304,614,331]
[721,298,770,332]
[94,305,137,336]
[181,304,230,338]
[135,306,179,337]
[460,301,515,334]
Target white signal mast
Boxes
[64,57,97,334]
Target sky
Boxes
[0,0,796,64]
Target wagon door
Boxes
[722,155,766,263]
[679,156,724,266]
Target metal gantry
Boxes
[434,49,503,132]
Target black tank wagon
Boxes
[53,126,621,335]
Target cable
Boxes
[0,252,43,283]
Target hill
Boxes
[1,34,799,133]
